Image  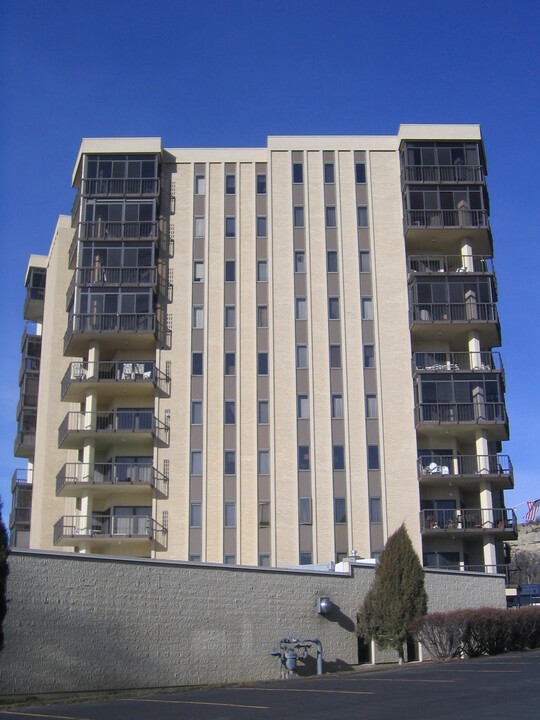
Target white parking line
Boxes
[131,698,269,709]
[235,687,373,695]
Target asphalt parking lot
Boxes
[1,649,539,720]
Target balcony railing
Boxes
[404,209,489,230]
[413,351,503,374]
[13,431,36,457]
[424,562,517,587]
[71,186,81,226]
[61,360,169,398]
[54,514,166,547]
[418,454,513,485]
[81,178,160,197]
[16,393,38,419]
[9,507,31,527]
[68,233,78,268]
[409,302,498,325]
[11,468,33,491]
[415,402,506,426]
[23,286,45,321]
[20,322,40,352]
[58,410,169,446]
[19,356,40,385]
[56,462,168,497]
[78,221,158,241]
[408,254,494,275]
[77,266,157,287]
[421,507,517,534]
[64,312,155,351]
[401,165,485,185]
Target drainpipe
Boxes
[309,638,323,675]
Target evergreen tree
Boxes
[0,499,8,653]
[357,523,427,663]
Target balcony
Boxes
[11,467,33,491]
[23,285,45,322]
[71,186,81,226]
[78,221,159,242]
[408,254,494,276]
[418,454,513,490]
[66,266,157,310]
[61,360,169,402]
[424,561,517,587]
[413,351,503,379]
[401,164,485,186]
[68,232,78,269]
[20,321,40,352]
[415,402,508,440]
[16,391,38,420]
[56,462,168,498]
[58,409,169,449]
[81,178,160,198]
[13,430,36,458]
[64,312,156,355]
[53,514,166,549]
[409,303,500,346]
[420,507,517,538]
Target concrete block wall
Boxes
[0,550,506,695]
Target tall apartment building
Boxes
[11,125,516,575]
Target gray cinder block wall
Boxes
[0,550,506,695]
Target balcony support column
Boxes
[84,390,97,431]
[468,331,482,370]
[87,342,99,380]
[78,441,94,555]
[477,431,496,571]
[461,239,474,271]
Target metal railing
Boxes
[16,393,38,419]
[415,402,506,426]
[418,454,513,483]
[9,507,31,527]
[54,514,166,545]
[404,209,489,230]
[78,221,158,241]
[20,322,40,351]
[58,410,169,446]
[82,178,160,197]
[68,233,78,267]
[420,507,517,533]
[76,266,157,287]
[401,164,485,185]
[11,468,33,490]
[23,286,45,318]
[71,186,81,225]
[56,462,168,496]
[409,302,498,325]
[413,351,503,374]
[424,562,516,586]
[61,360,169,397]
[408,254,494,275]
[64,312,155,350]
[13,431,35,455]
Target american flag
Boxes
[525,498,540,522]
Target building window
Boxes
[370,497,382,523]
[225,305,236,328]
[195,175,205,195]
[257,260,268,282]
[327,250,338,273]
[192,352,203,376]
[189,554,201,562]
[298,445,310,470]
[191,401,202,425]
[326,206,336,228]
[334,497,346,523]
[368,445,380,470]
[324,163,335,184]
[194,216,205,238]
[224,554,236,565]
[224,352,236,376]
[225,260,235,282]
[296,344,308,369]
[257,216,267,237]
[224,450,236,475]
[293,163,303,184]
[224,400,236,424]
[193,261,204,282]
[225,216,236,237]
[224,502,236,528]
[295,251,306,273]
[356,162,366,184]
[296,297,307,320]
[330,344,341,368]
[258,400,269,424]
[332,394,343,419]
[225,174,236,195]
[359,251,371,273]
[299,497,312,524]
[192,306,203,329]
[259,501,270,527]
[258,450,270,475]
[357,206,368,227]
[257,174,267,194]
[258,352,268,375]
[190,502,201,527]
[297,395,309,420]
[293,206,304,228]
[328,296,340,320]
[259,553,271,567]
[364,344,375,367]
[191,451,202,476]
[257,305,268,328]
[333,445,345,470]
[299,552,312,565]
[366,395,378,418]
[362,297,373,320]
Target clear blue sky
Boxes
[1,0,539,526]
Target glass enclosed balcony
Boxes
[412,351,503,378]
[82,177,160,197]
[56,462,168,498]
[23,267,46,322]
[400,141,486,187]
[408,254,494,277]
